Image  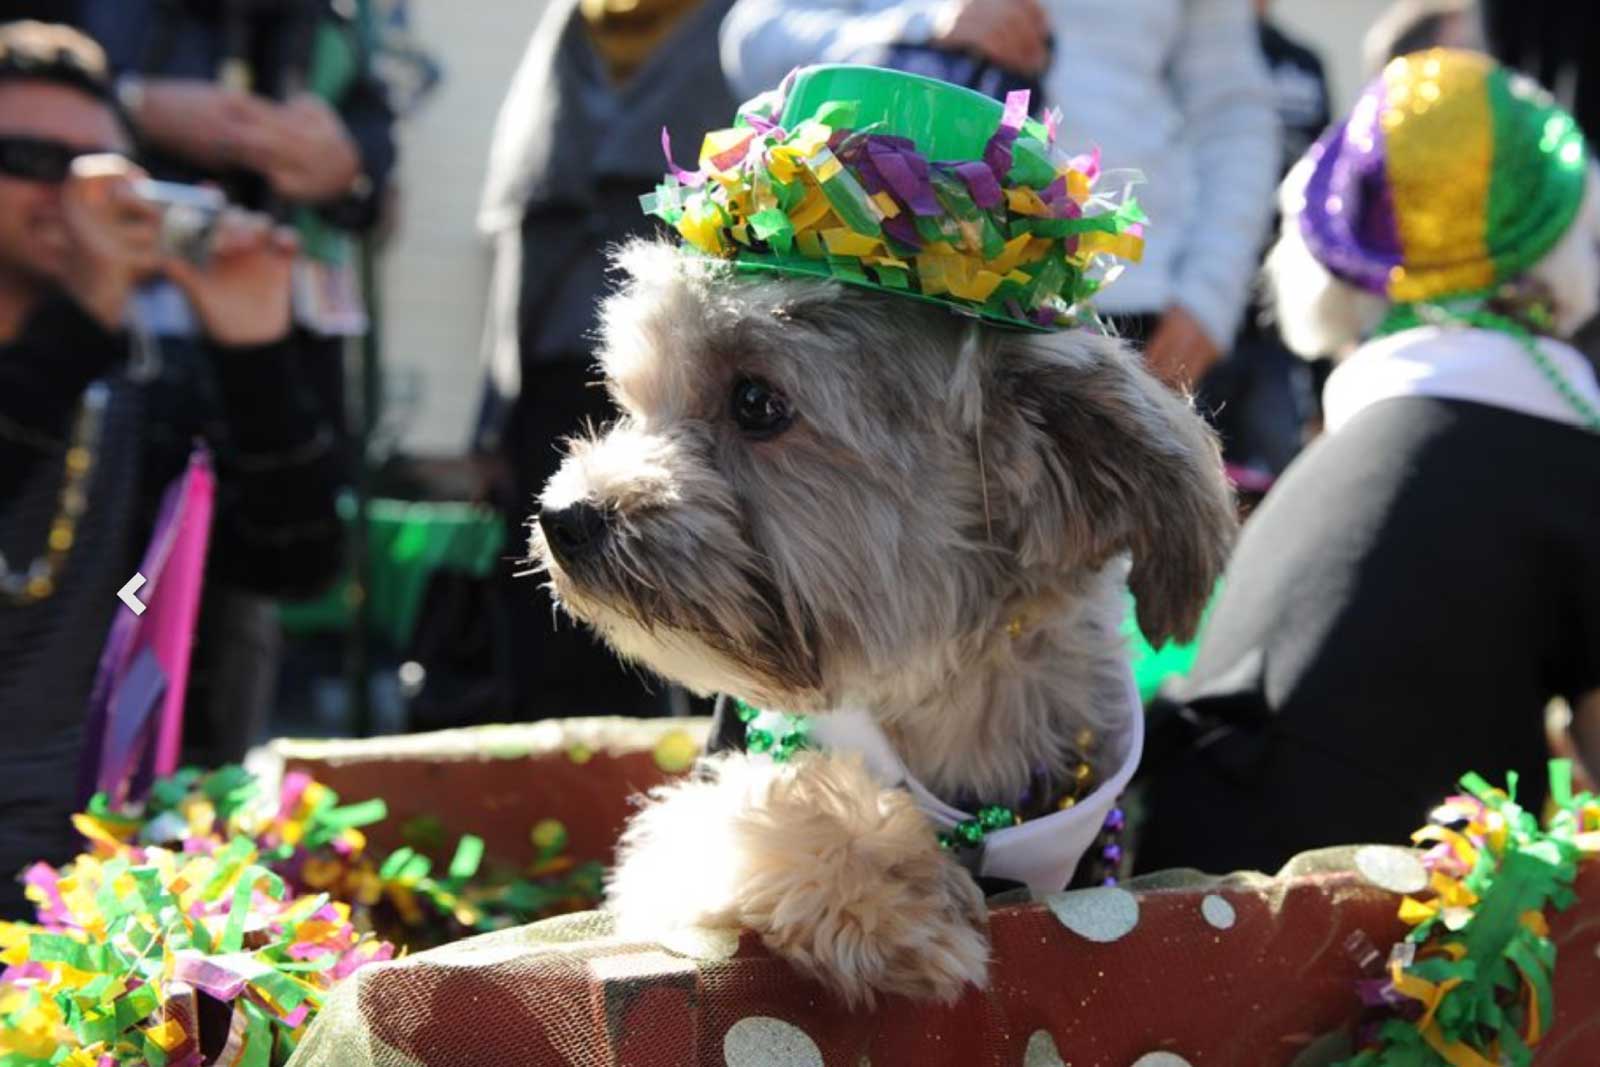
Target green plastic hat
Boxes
[640,64,1148,331]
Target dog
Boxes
[528,237,1236,1006]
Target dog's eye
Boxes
[730,376,794,439]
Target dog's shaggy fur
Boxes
[529,239,1235,1006]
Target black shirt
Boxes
[1137,396,1600,874]
[1259,20,1331,178]
[0,296,343,916]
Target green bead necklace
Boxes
[935,757,1096,852]
[1376,297,1600,433]
[734,699,813,762]
[732,700,1024,851]
[737,701,1028,844]
[939,804,1024,849]
[735,701,1097,854]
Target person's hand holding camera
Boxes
[58,154,164,332]
[228,93,362,203]
[931,0,1050,76]
[163,210,298,347]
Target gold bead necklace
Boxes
[0,383,108,605]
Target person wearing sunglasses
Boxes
[0,19,343,919]
[74,0,398,757]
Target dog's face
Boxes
[531,239,1235,711]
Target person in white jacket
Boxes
[719,0,1279,389]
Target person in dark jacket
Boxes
[74,0,397,748]
[77,0,395,436]
[0,21,341,917]
[472,0,737,720]
[78,0,393,233]
[1484,0,1596,142]
[1136,50,1600,876]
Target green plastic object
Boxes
[772,65,1047,161]
[294,19,363,265]
[279,497,506,650]
[725,66,1058,328]
[648,63,1146,333]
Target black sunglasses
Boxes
[0,136,116,183]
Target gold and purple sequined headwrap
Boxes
[1298,49,1588,303]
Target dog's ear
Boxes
[986,329,1236,644]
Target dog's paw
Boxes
[729,753,990,1008]
[759,837,990,1007]
[605,751,989,1007]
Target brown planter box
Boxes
[271,716,709,872]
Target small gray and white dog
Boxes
[530,238,1235,1006]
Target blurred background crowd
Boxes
[0,0,1595,915]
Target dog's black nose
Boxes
[539,501,610,563]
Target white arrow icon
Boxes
[118,573,148,616]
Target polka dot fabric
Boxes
[286,863,1600,1065]
[277,723,1600,1067]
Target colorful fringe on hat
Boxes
[1298,49,1588,304]
[640,66,1147,331]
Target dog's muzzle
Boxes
[539,501,611,566]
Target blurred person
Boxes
[78,0,395,407]
[0,20,341,917]
[1256,0,1329,202]
[78,0,392,236]
[0,2,72,20]
[719,0,1281,392]
[1137,50,1600,875]
[75,0,398,748]
[1364,0,1483,75]
[1484,0,1597,165]
[1194,0,1330,479]
[1485,0,1600,375]
[472,0,738,719]
[873,0,1049,100]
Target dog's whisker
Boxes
[611,540,662,594]
[975,425,994,543]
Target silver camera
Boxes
[133,180,226,265]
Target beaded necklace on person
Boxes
[733,698,1129,885]
[0,383,108,604]
[1374,294,1600,432]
